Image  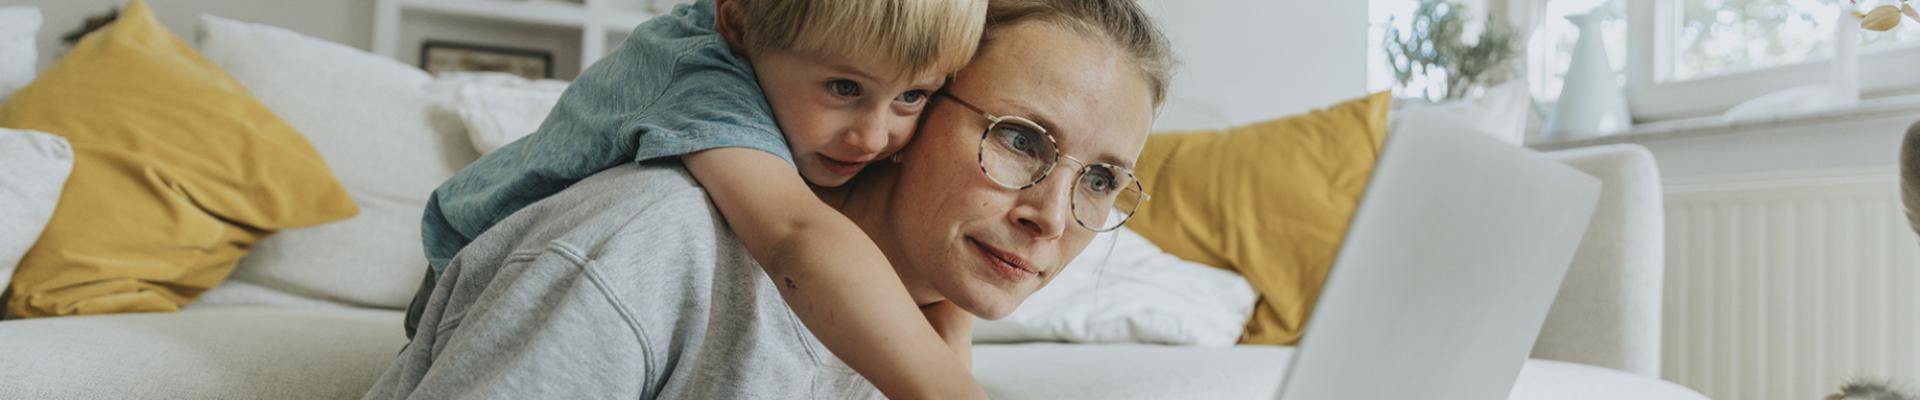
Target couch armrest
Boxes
[1531,144,1665,378]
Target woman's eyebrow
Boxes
[1095,152,1135,170]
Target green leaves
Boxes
[1380,0,1519,101]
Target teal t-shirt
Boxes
[420,0,790,273]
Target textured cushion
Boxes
[439,72,569,155]
[1128,92,1391,345]
[1531,144,1665,377]
[0,129,72,291]
[0,307,407,399]
[197,15,479,309]
[0,6,38,101]
[975,343,1291,399]
[1390,80,1531,145]
[972,343,1707,400]
[1506,359,1705,400]
[0,0,358,318]
[973,227,1258,346]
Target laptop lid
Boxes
[1274,113,1602,400]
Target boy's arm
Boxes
[922,300,975,370]
[683,148,986,400]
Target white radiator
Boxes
[1663,169,1920,400]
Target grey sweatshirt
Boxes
[365,163,882,399]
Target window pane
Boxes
[1674,0,1920,81]
[1367,0,1631,104]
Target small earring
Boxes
[891,153,906,163]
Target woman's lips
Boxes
[818,156,868,176]
[970,238,1039,283]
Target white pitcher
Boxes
[1546,12,1632,139]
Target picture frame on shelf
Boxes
[419,40,554,80]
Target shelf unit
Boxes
[372,0,659,69]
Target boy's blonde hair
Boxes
[733,0,988,77]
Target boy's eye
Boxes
[827,80,862,97]
[896,90,930,105]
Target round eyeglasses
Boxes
[938,91,1148,232]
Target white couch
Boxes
[0,144,1699,400]
[0,14,1705,400]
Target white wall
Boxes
[19,0,1368,121]
[1142,0,1369,131]
[22,0,589,79]
[25,0,375,70]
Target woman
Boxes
[366,0,1175,398]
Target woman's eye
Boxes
[827,80,861,97]
[1081,169,1118,193]
[896,90,929,105]
[1006,130,1037,153]
[992,125,1047,158]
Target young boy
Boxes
[409,0,989,398]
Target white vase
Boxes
[1546,13,1632,139]
[1830,6,1862,106]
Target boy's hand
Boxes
[684,148,987,400]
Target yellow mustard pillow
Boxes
[0,0,357,318]
[1128,92,1391,345]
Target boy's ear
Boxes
[713,0,749,53]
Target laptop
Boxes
[1273,113,1602,400]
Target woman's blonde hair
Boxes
[733,0,988,77]
[982,0,1176,107]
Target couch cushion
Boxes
[197,15,480,309]
[1127,92,1392,345]
[1531,144,1666,376]
[0,129,71,292]
[0,0,358,318]
[0,307,406,399]
[439,71,570,155]
[0,6,38,101]
[971,343,1707,400]
[973,226,1258,346]
[1507,358,1705,400]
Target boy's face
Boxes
[749,49,949,187]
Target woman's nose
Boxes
[1009,174,1073,240]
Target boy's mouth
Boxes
[818,155,868,176]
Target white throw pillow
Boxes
[435,72,569,155]
[973,227,1259,346]
[0,129,74,291]
[1390,79,1533,146]
[0,6,41,101]
[196,15,479,309]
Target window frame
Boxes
[1622,0,1920,121]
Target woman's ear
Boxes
[713,0,748,53]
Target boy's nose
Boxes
[844,112,890,156]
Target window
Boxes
[1628,0,1920,120]
[1671,0,1920,81]
[1366,0,1630,103]
[1370,0,1920,122]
